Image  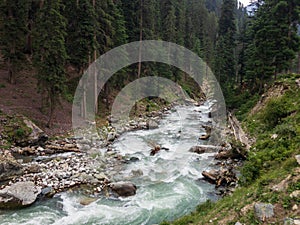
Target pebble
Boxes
[292,204,298,211]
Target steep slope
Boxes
[163,74,300,225]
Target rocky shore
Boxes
[0,99,246,209]
[0,101,185,208]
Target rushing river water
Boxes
[0,101,220,225]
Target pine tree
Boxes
[0,0,29,84]
[33,0,67,127]
[64,0,98,74]
[243,0,300,92]
[214,0,237,90]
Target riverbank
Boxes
[163,74,300,225]
[0,97,245,224]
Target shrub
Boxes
[261,98,291,129]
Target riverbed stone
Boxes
[189,146,206,154]
[0,181,41,209]
[107,132,116,142]
[109,181,137,197]
[94,173,108,181]
[0,155,23,182]
[148,120,159,129]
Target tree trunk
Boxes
[135,0,143,114]
[92,0,98,114]
[7,7,16,84]
[7,57,16,84]
[46,95,55,128]
[25,21,33,54]
[80,79,87,119]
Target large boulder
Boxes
[109,181,137,197]
[21,119,48,146]
[148,120,159,129]
[0,155,23,182]
[254,203,274,222]
[0,182,41,209]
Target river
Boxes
[0,101,220,225]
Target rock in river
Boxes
[0,181,41,209]
[148,119,159,129]
[189,146,206,154]
[109,181,137,197]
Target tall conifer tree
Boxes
[34,0,67,127]
[0,0,29,84]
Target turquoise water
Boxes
[0,102,219,225]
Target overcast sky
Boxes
[239,0,251,6]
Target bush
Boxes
[261,98,291,129]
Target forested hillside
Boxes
[0,0,299,126]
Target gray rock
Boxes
[25,164,41,173]
[294,219,300,225]
[0,182,41,209]
[22,119,48,146]
[235,222,243,225]
[296,78,300,88]
[41,186,54,197]
[79,144,90,151]
[79,173,94,182]
[131,169,143,176]
[271,175,291,192]
[138,122,148,129]
[148,120,159,129]
[290,190,300,198]
[94,173,108,181]
[107,132,116,142]
[295,155,300,166]
[254,203,274,222]
[0,155,23,182]
[109,181,137,197]
[284,218,296,225]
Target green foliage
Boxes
[240,77,300,184]
[33,0,67,126]
[3,116,32,144]
[0,0,29,83]
[64,0,98,72]
[261,98,291,129]
[214,0,236,87]
[243,0,300,89]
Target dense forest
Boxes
[0,0,299,123]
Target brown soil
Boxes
[0,68,72,137]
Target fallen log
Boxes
[189,145,224,154]
[202,170,217,183]
[202,167,238,188]
[45,145,81,153]
[228,112,251,150]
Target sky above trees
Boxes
[239,0,251,6]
